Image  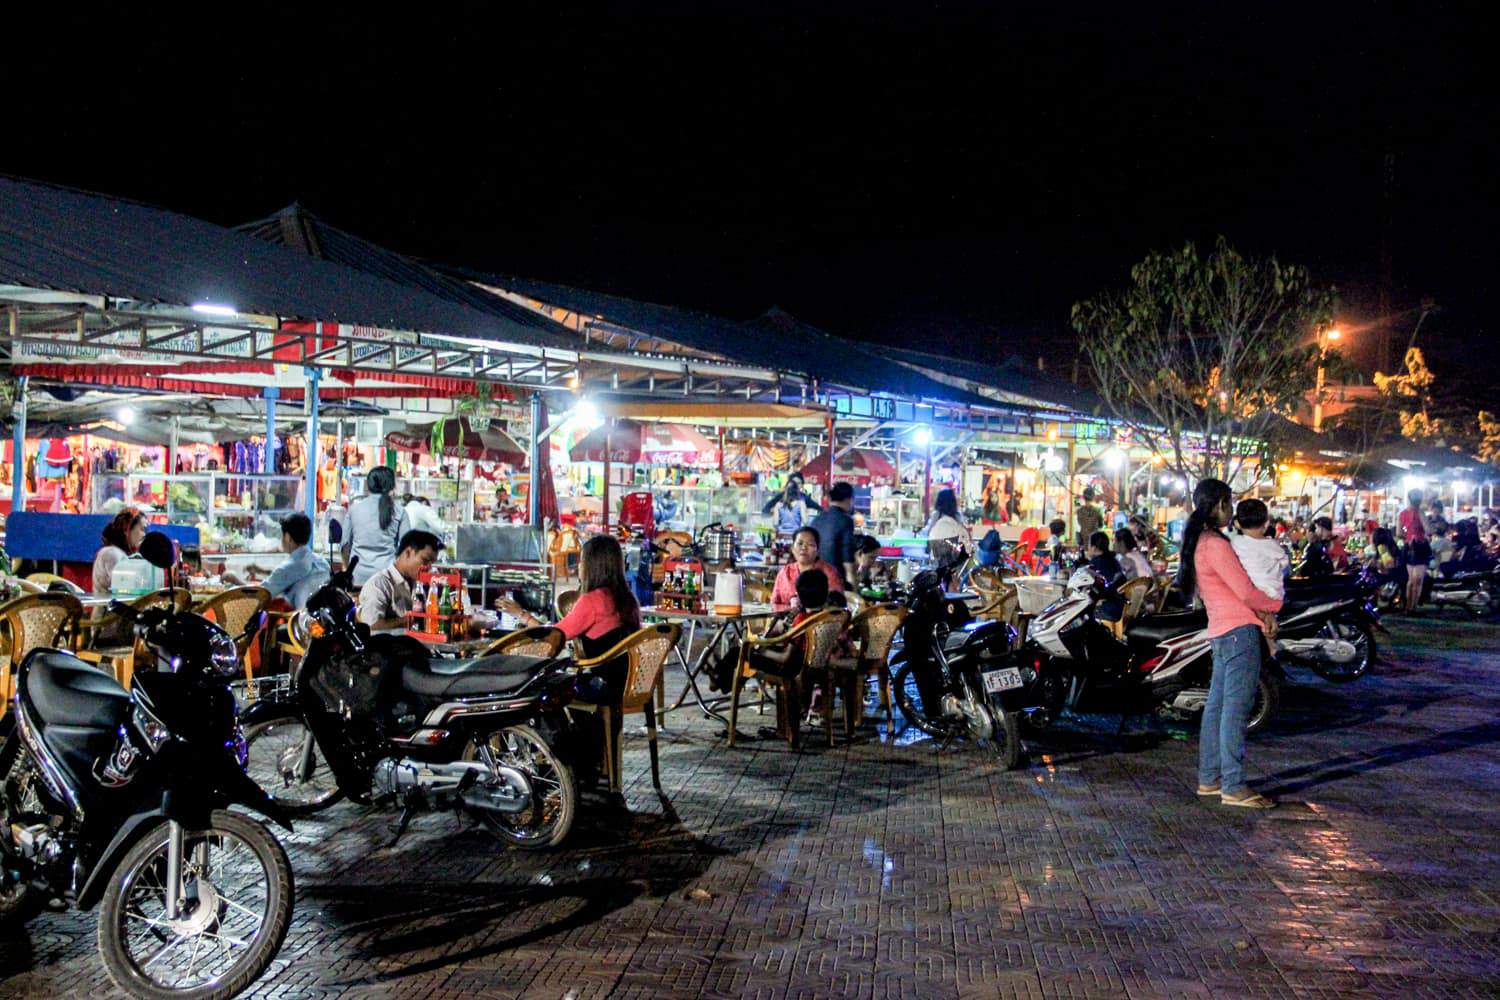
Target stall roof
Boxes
[236,204,576,339]
[1346,442,1500,483]
[0,175,577,352]
[877,346,1106,416]
[456,271,1003,410]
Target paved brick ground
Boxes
[4,614,1499,998]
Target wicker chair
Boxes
[195,586,272,663]
[24,572,85,595]
[728,608,848,750]
[569,623,681,793]
[555,589,579,619]
[1119,577,1153,621]
[77,587,192,687]
[0,593,84,717]
[828,603,907,737]
[483,625,566,658]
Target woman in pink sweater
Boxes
[1179,478,1282,809]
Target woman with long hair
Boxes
[925,487,972,568]
[500,533,640,698]
[1181,478,1282,809]
[93,506,147,594]
[342,465,409,587]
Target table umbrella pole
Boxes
[10,374,27,512]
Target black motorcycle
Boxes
[240,554,581,849]
[887,568,1048,769]
[1274,570,1380,683]
[1,533,293,1000]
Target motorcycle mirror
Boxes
[139,531,176,571]
[328,519,344,545]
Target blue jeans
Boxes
[1198,624,1263,794]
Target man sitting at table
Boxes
[358,529,440,631]
[262,513,330,610]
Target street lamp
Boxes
[1313,326,1342,433]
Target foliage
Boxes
[1374,347,1448,442]
[1072,237,1334,483]
[1477,410,1500,465]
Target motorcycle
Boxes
[1,532,293,1000]
[887,568,1049,769]
[1273,570,1380,683]
[240,546,580,850]
[1426,562,1500,617]
[1021,567,1284,735]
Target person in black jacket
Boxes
[1086,530,1126,621]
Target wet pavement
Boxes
[3,614,1498,998]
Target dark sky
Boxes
[5,3,1492,396]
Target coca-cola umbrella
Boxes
[386,417,528,466]
[798,448,899,486]
[569,419,719,467]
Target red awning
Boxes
[799,448,898,486]
[386,418,527,466]
[569,420,719,466]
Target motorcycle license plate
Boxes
[982,667,1023,694]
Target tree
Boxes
[1476,410,1500,465]
[1072,237,1334,484]
[1373,347,1448,443]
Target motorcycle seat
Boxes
[22,649,132,731]
[400,653,546,699]
[1124,609,1208,647]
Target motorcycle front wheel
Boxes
[466,724,577,850]
[891,661,948,738]
[242,714,343,816]
[98,810,293,1000]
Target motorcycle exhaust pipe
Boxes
[372,758,533,814]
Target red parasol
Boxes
[385,417,527,466]
[798,448,898,486]
[569,419,719,466]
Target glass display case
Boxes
[868,494,923,538]
[206,474,303,553]
[91,473,213,526]
[396,475,471,526]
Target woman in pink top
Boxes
[770,527,846,611]
[1179,478,1282,809]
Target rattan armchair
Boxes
[728,608,848,750]
[77,587,191,687]
[555,589,580,619]
[569,623,682,793]
[483,625,567,658]
[195,586,272,663]
[828,602,907,736]
[0,593,84,716]
[1119,577,1153,621]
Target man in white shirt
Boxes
[357,530,440,631]
[404,495,447,537]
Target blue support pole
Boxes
[529,392,543,529]
[262,387,279,475]
[10,375,28,513]
[304,368,320,519]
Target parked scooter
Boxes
[241,526,580,849]
[1426,562,1500,617]
[1,532,293,1000]
[1273,570,1380,683]
[887,566,1050,768]
[1020,567,1284,734]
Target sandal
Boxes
[1196,783,1221,797]
[1220,789,1276,809]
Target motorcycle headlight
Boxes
[209,629,241,678]
[132,704,172,753]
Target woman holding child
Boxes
[1179,479,1283,810]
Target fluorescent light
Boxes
[116,406,136,425]
[191,302,237,316]
[911,426,932,447]
[574,398,601,429]
[1104,447,1125,471]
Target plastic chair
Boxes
[829,603,907,736]
[0,593,84,717]
[729,608,848,750]
[483,626,566,659]
[570,623,681,793]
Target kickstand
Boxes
[937,725,960,754]
[386,804,415,848]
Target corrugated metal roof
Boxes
[456,270,1002,409]
[877,345,1106,416]
[0,175,577,351]
[236,204,574,338]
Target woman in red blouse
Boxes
[499,534,640,698]
[771,527,845,611]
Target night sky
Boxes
[5,4,1491,400]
